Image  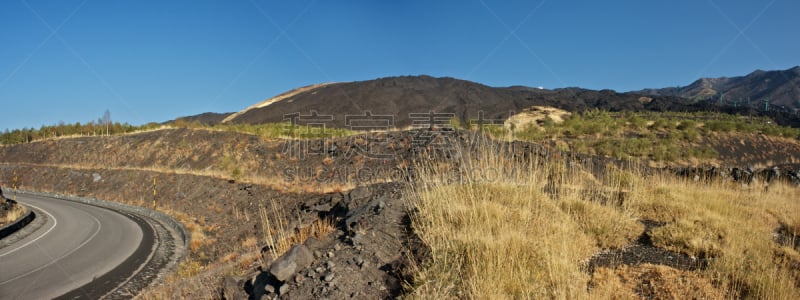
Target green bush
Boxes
[502,110,797,161]
[676,120,696,131]
[682,128,701,142]
[625,114,648,130]
[650,118,673,131]
[572,140,590,154]
[516,124,546,141]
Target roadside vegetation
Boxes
[4,110,800,298]
[170,118,358,139]
[1,118,357,146]
[7,111,797,162]
[407,142,800,299]
[484,110,800,162]
[0,121,163,145]
[0,201,27,227]
[138,197,336,299]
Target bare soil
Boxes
[587,220,707,274]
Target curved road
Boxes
[0,193,152,299]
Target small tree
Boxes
[102,109,112,136]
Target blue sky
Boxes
[1,0,798,130]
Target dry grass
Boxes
[590,264,724,299]
[408,182,593,298]
[503,106,571,130]
[406,143,641,299]
[407,141,800,299]
[0,202,27,227]
[558,199,642,250]
[139,199,337,299]
[259,198,336,261]
[625,174,800,299]
[160,208,211,255]
[138,265,220,300]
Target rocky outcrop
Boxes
[269,244,314,282]
[220,276,247,300]
[229,182,426,300]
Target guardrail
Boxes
[16,190,189,250]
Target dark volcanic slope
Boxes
[171,112,233,126]
[224,76,691,128]
[638,66,800,111]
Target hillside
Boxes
[5,68,800,299]
[177,71,800,130]
[638,66,800,112]
[501,110,800,166]
[1,128,798,298]
[213,76,695,128]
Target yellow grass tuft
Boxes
[558,199,642,250]
[259,199,336,261]
[0,203,27,227]
[590,264,724,299]
[409,182,594,298]
[406,143,640,299]
[406,140,800,299]
[623,173,800,298]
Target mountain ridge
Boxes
[191,76,692,128]
[174,67,800,128]
[637,66,800,111]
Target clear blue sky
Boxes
[2,0,798,130]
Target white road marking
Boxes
[0,203,58,258]
[0,212,102,284]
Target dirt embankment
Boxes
[0,128,443,298]
[1,128,797,298]
[0,161,423,298]
[0,129,540,297]
[706,133,800,167]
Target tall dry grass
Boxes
[627,174,800,299]
[406,139,800,299]
[258,198,336,261]
[259,199,336,260]
[0,203,27,227]
[406,142,641,299]
[139,198,336,299]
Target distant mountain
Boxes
[638,66,800,112]
[215,76,691,128]
[176,68,800,129]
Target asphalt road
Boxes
[0,193,151,299]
